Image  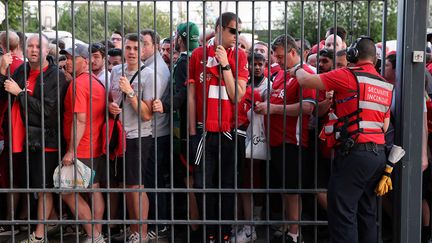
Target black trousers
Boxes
[327,148,385,243]
[201,132,235,237]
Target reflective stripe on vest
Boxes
[359,101,389,112]
[357,75,394,91]
[359,121,384,129]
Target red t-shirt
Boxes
[11,66,53,152]
[63,73,106,158]
[319,63,391,144]
[188,44,249,129]
[0,56,24,141]
[268,66,317,147]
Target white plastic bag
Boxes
[53,159,95,190]
[245,110,269,160]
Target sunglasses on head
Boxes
[225,27,241,35]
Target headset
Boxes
[346,36,374,63]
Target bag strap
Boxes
[114,65,146,122]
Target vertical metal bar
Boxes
[266,2,271,241]
[394,0,428,242]
[20,0,30,240]
[377,2,388,243]
[217,1,222,238]
[152,0,159,238]
[248,0,255,237]
[350,1,354,43]
[282,1,287,234]
[103,1,111,240]
[314,2,322,243]
[367,0,372,36]
[185,2,191,242]
[120,1,127,240]
[169,1,174,241]
[298,1,305,241]
[394,0,428,243]
[332,1,338,69]
[53,0,64,241]
[380,0,388,77]
[37,1,48,240]
[137,0,143,239]
[234,0,240,236]
[202,1,207,240]
[87,1,95,240]
[70,1,80,241]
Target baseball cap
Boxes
[177,22,199,51]
[60,43,89,59]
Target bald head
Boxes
[0,31,20,52]
[325,34,343,52]
[26,34,50,50]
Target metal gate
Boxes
[0,0,428,242]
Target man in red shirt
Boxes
[188,12,249,242]
[60,44,106,243]
[254,34,316,243]
[0,34,68,242]
[293,37,392,243]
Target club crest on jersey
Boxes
[199,72,213,83]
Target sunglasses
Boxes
[225,27,241,35]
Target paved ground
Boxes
[0,225,333,243]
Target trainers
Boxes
[126,232,149,243]
[207,235,216,243]
[270,232,303,243]
[231,226,257,243]
[82,233,106,243]
[222,235,231,243]
[20,232,44,243]
[112,227,131,241]
[0,225,19,236]
[147,225,169,239]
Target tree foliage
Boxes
[1,1,40,32]
[254,0,397,45]
[57,2,172,43]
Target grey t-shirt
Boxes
[142,53,170,138]
[110,63,155,139]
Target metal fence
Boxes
[0,0,428,242]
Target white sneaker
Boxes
[81,233,105,243]
[126,232,149,243]
[230,226,257,243]
[20,232,45,243]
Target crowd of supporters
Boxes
[0,11,430,243]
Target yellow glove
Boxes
[375,166,393,196]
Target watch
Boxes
[127,91,135,98]
[221,64,231,71]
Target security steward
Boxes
[291,36,393,243]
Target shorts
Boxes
[78,156,107,184]
[108,156,124,185]
[270,143,308,191]
[0,147,23,188]
[20,150,59,189]
[124,136,152,186]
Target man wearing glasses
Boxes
[188,12,248,242]
[111,31,123,49]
